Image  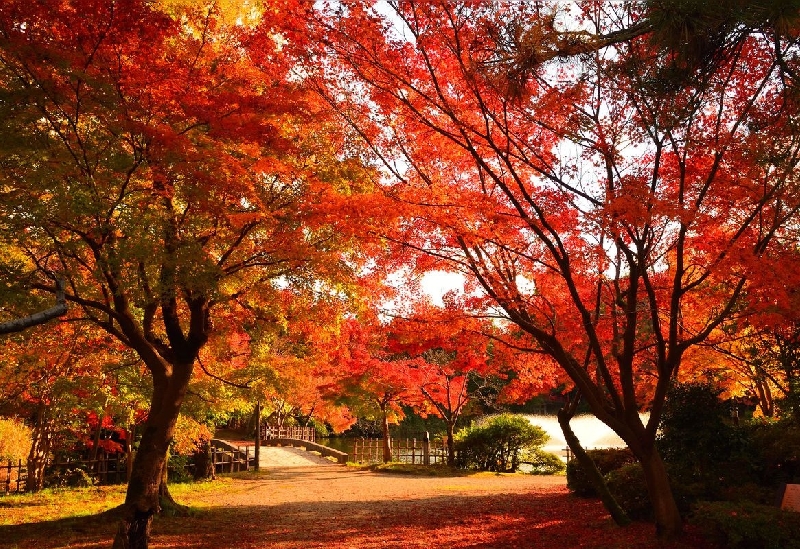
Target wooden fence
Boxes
[2,453,131,495]
[50,453,129,485]
[260,424,316,443]
[351,436,448,465]
[2,460,26,494]
[2,444,253,494]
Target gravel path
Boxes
[178,454,570,549]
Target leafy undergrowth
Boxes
[0,475,718,549]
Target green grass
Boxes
[0,478,239,526]
[0,485,126,525]
[347,462,477,476]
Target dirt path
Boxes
[196,462,566,508]
[172,463,571,549]
[0,442,712,549]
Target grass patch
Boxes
[0,485,126,525]
[0,478,239,527]
[348,462,475,477]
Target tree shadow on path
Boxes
[1,487,715,549]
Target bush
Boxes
[605,463,652,520]
[455,414,547,472]
[566,448,636,497]
[44,467,96,488]
[521,448,565,475]
[692,500,800,549]
[0,417,32,461]
[746,420,800,488]
[657,382,736,485]
[167,453,193,483]
[171,414,213,456]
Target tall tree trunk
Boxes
[26,403,51,492]
[638,447,683,539]
[126,423,134,483]
[112,361,193,549]
[381,402,391,463]
[254,401,261,472]
[89,415,103,473]
[558,407,631,527]
[445,421,455,466]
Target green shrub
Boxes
[0,417,32,461]
[692,500,800,549]
[657,382,738,485]
[167,453,193,483]
[455,414,546,472]
[566,448,636,497]
[746,420,800,487]
[605,463,652,520]
[521,448,565,475]
[45,467,96,488]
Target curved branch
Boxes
[0,279,67,335]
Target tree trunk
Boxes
[639,448,683,539]
[192,442,213,480]
[445,421,455,466]
[89,416,103,473]
[381,403,391,463]
[125,424,134,483]
[558,408,631,527]
[112,361,192,549]
[26,404,51,492]
[254,401,261,472]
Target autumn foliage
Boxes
[3,0,800,547]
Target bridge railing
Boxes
[262,438,348,464]
[210,440,256,473]
[260,424,316,443]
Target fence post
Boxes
[17,459,23,492]
[254,401,261,472]
[423,431,430,465]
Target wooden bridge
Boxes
[258,424,348,465]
